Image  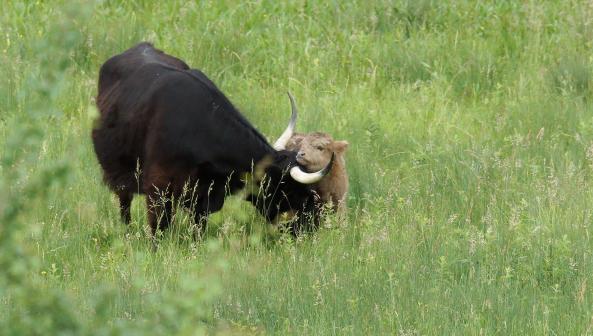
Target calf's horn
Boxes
[290,153,334,184]
[273,92,298,150]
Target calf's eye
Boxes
[316,146,324,151]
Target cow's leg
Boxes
[192,198,219,240]
[146,189,174,237]
[191,183,226,240]
[192,208,209,240]
[144,163,176,241]
[117,191,133,224]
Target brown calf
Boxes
[286,132,349,214]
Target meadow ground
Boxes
[2,1,593,334]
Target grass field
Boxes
[2,0,593,334]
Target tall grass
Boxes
[2,0,593,334]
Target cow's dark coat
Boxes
[92,43,320,237]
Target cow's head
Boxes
[247,93,333,228]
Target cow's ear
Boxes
[332,140,349,153]
[254,155,274,180]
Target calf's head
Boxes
[292,133,348,172]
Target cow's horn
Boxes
[273,92,298,150]
[290,153,334,184]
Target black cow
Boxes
[92,43,332,238]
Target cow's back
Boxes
[98,42,189,97]
[143,67,273,174]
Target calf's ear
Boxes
[332,140,349,153]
